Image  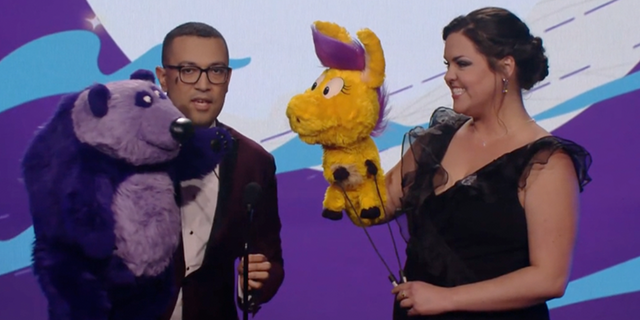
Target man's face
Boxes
[156,36,232,127]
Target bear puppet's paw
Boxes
[175,127,234,181]
[191,126,234,162]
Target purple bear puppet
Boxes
[20,69,233,320]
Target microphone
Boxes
[241,182,261,320]
[243,182,262,216]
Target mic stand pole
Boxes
[242,204,254,320]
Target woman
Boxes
[384,7,592,319]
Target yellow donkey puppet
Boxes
[286,21,390,227]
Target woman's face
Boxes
[443,32,502,116]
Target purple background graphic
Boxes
[0,0,128,243]
[1,1,639,320]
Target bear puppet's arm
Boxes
[175,127,234,181]
[60,169,116,260]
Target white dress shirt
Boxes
[170,166,219,320]
[169,121,249,319]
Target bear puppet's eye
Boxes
[153,88,167,99]
[135,91,153,108]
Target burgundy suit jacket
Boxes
[160,123,285,320]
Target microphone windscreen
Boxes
[243,182,262,207]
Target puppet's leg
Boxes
[359,180,383,220]
[344,189,368,226]
[359,160,384,220]
[322,184,345,220]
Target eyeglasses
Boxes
[164,65,231,84]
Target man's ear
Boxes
[155,66,168,92]
[225,69,233,93]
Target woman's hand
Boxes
[391,281,455,316]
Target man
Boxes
[154,22,285,320]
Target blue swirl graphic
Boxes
[0,30,251,115]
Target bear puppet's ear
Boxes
[88,84,111,118]
[130,69,156,83]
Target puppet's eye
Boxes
[311,74,325,91]
[152,87,167,99]
[322,78,344,99]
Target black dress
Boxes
[392,107,593,319]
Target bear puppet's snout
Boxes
[170,117,194,143]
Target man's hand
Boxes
[238,254,272,290]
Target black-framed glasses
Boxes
[164,65,231,84]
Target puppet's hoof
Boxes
[364,160,378,176]
[333,167,350,181]
[360,207,381,219]
[322,209,343,220]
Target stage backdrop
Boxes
[1,0,639,319]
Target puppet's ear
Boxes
[88,83,111,118]
[313,21,351,43]
[357,29,385,88]
[130,69,156,83]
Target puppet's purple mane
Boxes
[312,25,365,71]
[372,84,390,137]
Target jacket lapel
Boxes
[202,123,238,264]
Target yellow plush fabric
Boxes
[286,21,388,227]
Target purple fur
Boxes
[112,173,180,277]
[174,126,234,181]
[312,25,365,71]
[21,69,231,320]
[129,69,156,83]
[371,84,390,137]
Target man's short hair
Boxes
[161,22,229,65]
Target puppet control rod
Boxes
[337,178,407,287]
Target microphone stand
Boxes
[241,182,261,320]
[242,203,254,320]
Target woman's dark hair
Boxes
[443,7,549,90]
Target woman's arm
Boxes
[377,145,417,223]
[448,151,579,311]
[383,158,405,219]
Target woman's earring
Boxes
[502,78,509,94]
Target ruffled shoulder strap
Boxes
[401,106,469,160]
[518,136,593,192]
[428,106,470,128]
[397,107,469,211]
